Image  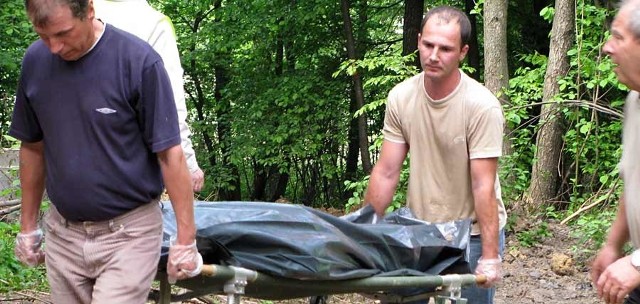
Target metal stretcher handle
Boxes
[475,274,487,284]
[200,264,258,281]
[201,264,487,285]
[158,265,485,303]
[201,264,217,276]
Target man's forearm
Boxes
[18,141,46,232]
[158,145,196,244]
[604,197,630,253]
[363,166,400,217]
[474,189,500,258]
[470,158,501,259]
[363,141,407,217]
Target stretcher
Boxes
[153,201,479,303]
[152,264,484,304]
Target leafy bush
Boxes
[502,52,546,202]
[516,222,552,248]
[570,208,618,255]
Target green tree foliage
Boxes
[0,0,629,228]
[0,0,36,140]
[505,2,624,214]
[152,0,418,206]
[153,0,630,221]
[560,3,624,206]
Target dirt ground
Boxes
[494,221,600,304]
[0,219,603,304]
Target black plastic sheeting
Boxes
[160,201,471,281]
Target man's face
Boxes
[31,3,95,61]
[603,7,640,91]
[417,16,468,82]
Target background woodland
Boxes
[0,0,629,293]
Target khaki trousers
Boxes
[44,202,163,304]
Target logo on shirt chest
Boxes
[95,108,117,114]
[453,136,466,144]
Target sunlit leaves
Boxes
[0,0,36,141]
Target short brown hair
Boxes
[24,0,89,27]
[420,6,472,48]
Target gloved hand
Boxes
[167,238,203,284]
[475,256,502,287]
[15,229,45,267]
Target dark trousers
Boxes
[627,288,640,304]
[399,229,506,304]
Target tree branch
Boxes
[560,177,620,225]
[0,205,20,216]
[0,199,20,207]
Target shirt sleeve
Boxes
[9,74,43,143]
[139,60,182,153]
[467,106,504,159]
[382,89,407,144]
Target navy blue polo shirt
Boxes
[10,24,181,221]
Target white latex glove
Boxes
[15,229,45,267]
[167,237,203,284]
[475,256,502,287]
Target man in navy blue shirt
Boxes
[11,0,201,302]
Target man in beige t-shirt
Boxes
[591,1,640,303]
[364,6,505,303]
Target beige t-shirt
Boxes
[620,91,640,248]
[383,70,507,235]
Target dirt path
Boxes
[495,221,600,304]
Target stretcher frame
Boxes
[151,264,485,304]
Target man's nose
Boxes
[602,38,613,56]
[429,47,439,61]
[48,38,64,55]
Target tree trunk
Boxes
[525,0,574,208]
[186,9,217,181]
[344,92,361,187]
[340,0,372,173]
[269,171,290,202]
[483,0,512,157]
[214,64,242,200]
[464,0,480,80]
[402,0,423,70]
[251,160,267,201]
[213,0,241,200]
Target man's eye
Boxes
[55,31,70,38]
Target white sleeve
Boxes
[148,16,200,173]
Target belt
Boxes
[51,199,160,235]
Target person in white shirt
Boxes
[95,0,205,192]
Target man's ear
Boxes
[459,44,469,61]
[87,0,95,19]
